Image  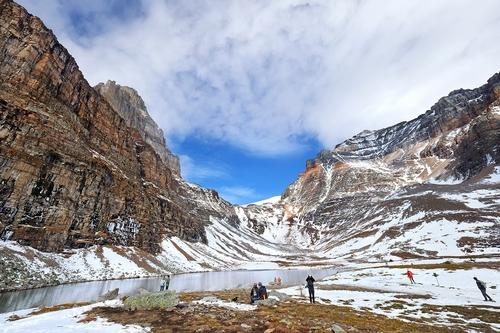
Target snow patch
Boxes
[0,300,149,333]
[193,297,256,311]
[244,196,281,206]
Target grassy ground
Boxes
[82,289,494,333]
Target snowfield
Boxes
[0,300,149,333]
[278,263,500,331]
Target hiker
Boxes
[250,283,260,304]
[474,277,494,302]
[406,269,416,284]
[273,276,282,286]
[258,282,268,300]
[161,275,171,291]
[306,275,315,303]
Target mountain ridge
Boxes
[0,0,498,292]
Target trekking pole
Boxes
[433,272,440,286]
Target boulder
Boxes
[268,291,290,301]
[124,290,178,310]
[98,288,119,301]
[255,298,278,306]
[331,323,346,333]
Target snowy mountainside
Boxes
[0,0,499,292]
[237,73,500,260]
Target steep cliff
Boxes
[0,0,239,254]
[94,81,180,175]
[0,0,498,291]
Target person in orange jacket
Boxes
[406,269,416,284]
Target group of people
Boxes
[406,269,494,302]
[159,275,171,291]
[249,275,317,304]
[162,269,494,304]
[250,282,268,303]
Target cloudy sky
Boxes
[18,0,500,203]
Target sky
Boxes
[18,0,500,204]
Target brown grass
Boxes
[83,289,470,333]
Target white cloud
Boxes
[18,0,500,156]
[218,186,258,204]
[179,155,228,182]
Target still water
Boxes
[0,267,337,313]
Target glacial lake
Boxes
[0,267,338,313]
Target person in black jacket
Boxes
[306,275,316,303]
[474,277,494,301]
[250,283,260,304]
[258,282,268,300]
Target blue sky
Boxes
[18,0,500,204]
[173,136,322,203]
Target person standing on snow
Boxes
[474,277,494,302]
[306,275,316,303]
[406,269,416,284]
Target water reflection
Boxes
[0,267,336,313]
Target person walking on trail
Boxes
[406,269,416,284]
[258,282,268,300]
[306,275,316,303]
[250,283,260,304]
[474,277,494,302]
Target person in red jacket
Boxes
[406,269,416,284]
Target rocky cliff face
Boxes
[243,74,500,259]
[94,81,180,175]
[282,73,500,214]
[0,0,239,254]
[0,0,498,272]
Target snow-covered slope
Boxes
[238,73,500,261]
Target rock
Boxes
[98,288,119,301]
[175,302,189,309]
[123,290,178,310]
[0,0,240,254]
[255,298,279,306]
[331,323,346,333]
[268,291,290,301]
[137,288,150,295]
[240,323,251,329]
[199,296,219,303]
[94,81,180,175]
[264,329,275,333]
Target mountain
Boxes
[0,0,304,291]
[0,0,241,253]
[245,73,500,259]
[0,0,498,291]
[94,80,180,175]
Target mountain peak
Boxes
[95,80,180,175]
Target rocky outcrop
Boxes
[282,73,500,214]
[243,73,500,257]
[94,81,180,175]
[0,0,239,253]
[0,0,498,267]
